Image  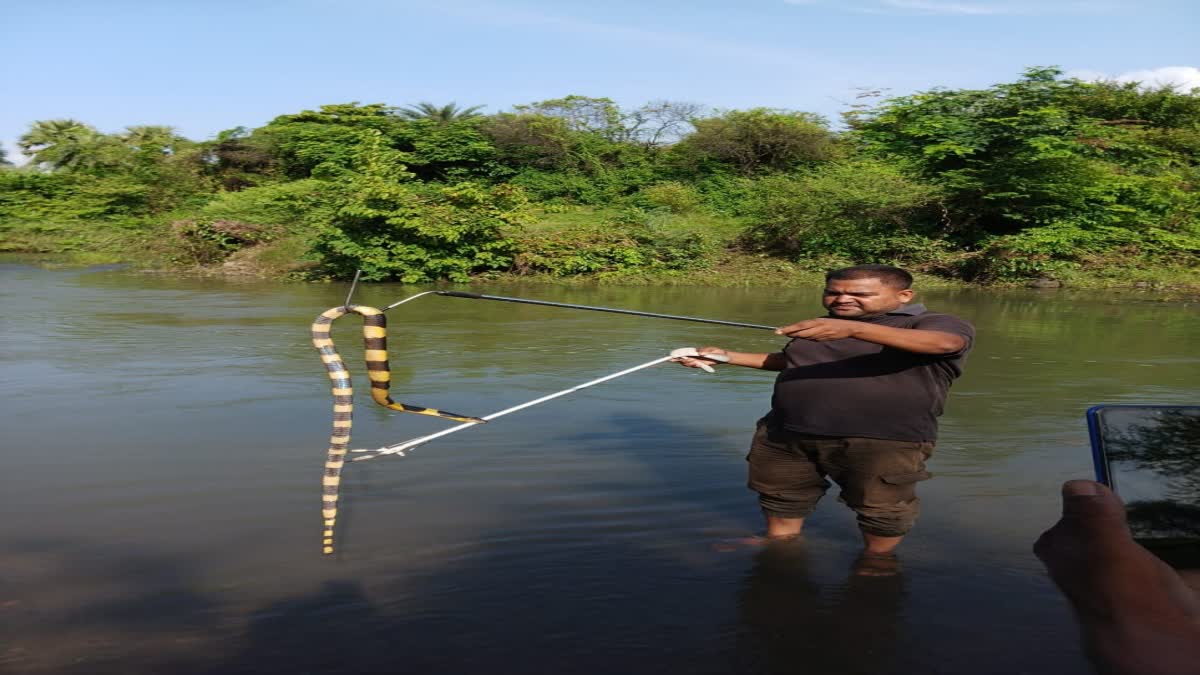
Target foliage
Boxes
[846,67,1200,279]
[511,218,714,276]
[195,179,333,227]
[259,102,406,179]
[397,102,486,122]
[7,71,1200,286]
[308,132,532,282]
[634,181,704,214]
[18,119,133,174]
[851,68,1198,233]
[171,219,281,265]
[389,118,499,181]
[962,221,1200,281]
[514,95,625,139]
[192,127,280,191]
[0,170,152,223]
[739,160,947,266]
[671,108,835,176]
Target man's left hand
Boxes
[775,318,862,341]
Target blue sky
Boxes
[3,0,1197,161]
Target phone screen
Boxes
[1088,405,1200,569]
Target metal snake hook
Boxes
[343,269,363,310]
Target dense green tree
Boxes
[0,143,12,167]
[514,95,624,139]
[850,67,1200,279]
[671,108,835,176]
[740,159,946,264]
[481,113,576,170]
[260,103,406,178]
[309,130,530,282]
[851,68,1187,233]
[396,102,485,122]
[193,127,280,190]
[389,118,498,181]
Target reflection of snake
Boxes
[311,304,484,555]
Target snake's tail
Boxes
[376,397,487,424]
[313,307,353,555]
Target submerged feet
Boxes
[853,552,902,577]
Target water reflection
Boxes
[738,540,912,675]
[1100,407,1200,567]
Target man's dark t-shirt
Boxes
[769,304,974,443]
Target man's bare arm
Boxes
[775,319,966,355]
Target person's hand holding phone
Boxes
[1036,480,1200,675]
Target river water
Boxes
[2,263,1197,675]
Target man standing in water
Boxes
[675,265,973,559]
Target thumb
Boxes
[1058,480,1129,533]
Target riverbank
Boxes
[5,204,1199,294]
[7,241,1200,298]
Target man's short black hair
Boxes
[825,264,913,290]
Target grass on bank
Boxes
[3,204,1199,295]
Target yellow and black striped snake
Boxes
[311,304,485,555]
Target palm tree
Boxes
[18,119,108,171]
[121,125,187,153]
[397,102,486,123]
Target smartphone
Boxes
[1087,405,1200,568]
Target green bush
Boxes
[0,171,151,224]
[170,219,280,265]
[739,160,945,265]
[634,181,703,214]
[511,220,714,276]
[671,108,835,176]
[196,179,332,227]
[962,221,1200,281]
[308,131,533,282]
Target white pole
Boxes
[351,355,679,461]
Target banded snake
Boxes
[311,304,484,555]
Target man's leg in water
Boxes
[746,422,832,539]
[765,515,806,538]
[823,437,934,556]
[862,532,905,556]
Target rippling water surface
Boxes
[2,264,1197,674]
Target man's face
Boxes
[822,277,914,318]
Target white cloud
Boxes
[1069,66,1200,91]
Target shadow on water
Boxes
[734,540,912,675]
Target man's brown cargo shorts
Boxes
[746,418,934,537]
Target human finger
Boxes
[1034,480,1129,569]
[774,320,819,336]
[1035,480,1198,617]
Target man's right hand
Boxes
[672,346,729,370]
